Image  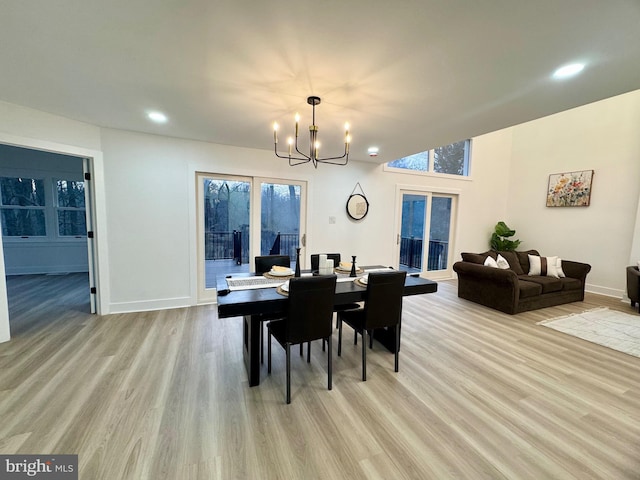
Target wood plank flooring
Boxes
[1,273,639,479]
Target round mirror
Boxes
[346,193,369,220]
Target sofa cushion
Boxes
[516,249,540,273]
[519,280,543,298]
[462,251,496,264]
[497,250,524,274]
[518,274,563,293]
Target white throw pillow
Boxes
[484,256,498,268]
[528,254,561,278]
[556,258,566,278]
[496,253,510,269]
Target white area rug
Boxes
[538,307,640,358]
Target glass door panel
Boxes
[259,181,301,268]
[201,175,251,290]
[398,193,427,274]
[428,196,452,272]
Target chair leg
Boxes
[267,326,272,374]
[394,324,400,372]
[354,330,358,345]
[322,338,326,352]
[337,317,343,356]
[362,329,367,381]
[286,343,291,404]
[327,336,332,390]
[369,329,373,349]
[300,343,303,356]
[307,341,311,363]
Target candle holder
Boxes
[295,248,301,277]
[350,255,357,277]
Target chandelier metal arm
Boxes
[272,95,350,168]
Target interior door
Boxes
[83,158,97,313]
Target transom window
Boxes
[385,139,471,177]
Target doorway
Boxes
[395,188,457,279]
[0,143,98,337]
[196,173,307,303]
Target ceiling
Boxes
[1,0,639,164]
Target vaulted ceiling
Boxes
[1,0,639,163]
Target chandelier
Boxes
[273,96,351,168]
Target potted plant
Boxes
[490,221,521,251]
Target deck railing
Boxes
[399,237,449,271]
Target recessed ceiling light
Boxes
[368,146,379,157]
[552,63,585,80]
[147,111,168,123]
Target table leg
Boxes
[243,314,261,386]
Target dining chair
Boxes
[311,252,360,324]
[255,255,291,274]
[254,255,291,364]
[310,253,342,271]
[267,275,337,404]
[337,270,407,381]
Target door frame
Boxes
[0,132,108,342]
[195,173,308,305]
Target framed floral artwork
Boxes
[546,170,594,207]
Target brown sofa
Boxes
[453,249,591,314]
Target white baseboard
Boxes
[585,283,624,299]
[108,296,193,314]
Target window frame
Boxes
[54,178,87,238]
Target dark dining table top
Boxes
[216,266,438,318]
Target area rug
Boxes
[537,307,640,358]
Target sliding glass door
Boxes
[395,188,456,278]
[197,173,306,303]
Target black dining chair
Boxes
[254,255,291,363]
[337,270,407,381]
[311,253,360,355]
[310,253,342,271]
[255,255,291,274]
[267,275,337,404]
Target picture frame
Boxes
[546,170,594,207]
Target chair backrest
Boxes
[363,271,407,330]
[310,253,341,271]
[286,275,337,344]
[255,255,290,274]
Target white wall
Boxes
[506,89,640,297]
[100,126,510,313]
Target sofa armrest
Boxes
[453,261,521,314]
[561,260,591,282]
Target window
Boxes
[56,180,86,236]
[387,151,429,171]
[385,139,471,177]
[0,177,46,236]
[0,176,86,238]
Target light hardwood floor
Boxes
[1,273,639,479]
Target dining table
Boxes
[216,265,438,386]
